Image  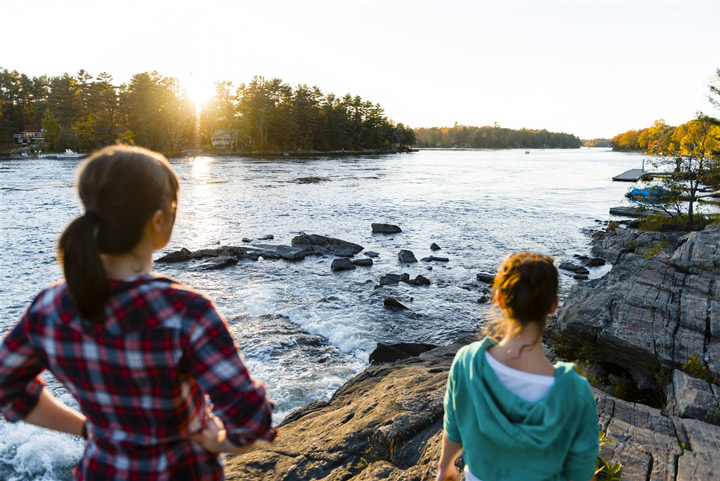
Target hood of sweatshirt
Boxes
[462,338,581,449]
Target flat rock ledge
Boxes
[225,340,719,481]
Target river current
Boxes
[0,148,643,480]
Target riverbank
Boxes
[224,224,720,481]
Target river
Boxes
[0,148,643,480]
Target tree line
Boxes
[414,124,582,149]
[0,67,416,154]
[610,117,720,158]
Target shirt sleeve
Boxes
[182,299,276,447]
[443,349,463,444]
[563,379,600,481]
[0,307,47,422]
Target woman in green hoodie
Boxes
[437,252,599,481]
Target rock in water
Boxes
[383,297,409,310]
[476,272,495,284]
[331,258,356,272]
[421,256,449,262]
[371,223,402,234]
[291,234,363,257]
[351,258,373,267]
[558,262,589,274]
[430,242,441,251]
[257,234,274,240]
[369,342,439,364]
[156,247,193,263]
[198,256,238,270]
[413,275,431,286]
[398,250,418,263]
[364,251,379,258]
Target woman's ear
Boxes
[148,209,172,249]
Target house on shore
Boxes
[211,129,240,151]
[13,124,45,145]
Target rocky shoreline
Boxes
[220,223,719,481]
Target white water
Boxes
[0,148,644,479]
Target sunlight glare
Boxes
[184,73,215,112]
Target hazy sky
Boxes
[1,0,717,138]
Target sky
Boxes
[1,0,718,139]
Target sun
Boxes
[184,73,215,112]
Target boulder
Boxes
[372,223,402,234]
[365,251,380,258]
[156,247,193,263]
[476,273,495,284]
[379,273,410,286]
[257,234,275,241]
[197,255,238,270]
[558,262,589,274]
[430,243,441,251]
[369,342,440,364]
[664,369,720,423]
[352,258,374,267]
[420,256,449,263]
[292,234,364,257]
[398,250,418,263]
[412,275,431,286]
[384,297,409,310]
[331,258,357,272]
[591,228,683,264]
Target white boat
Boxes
[57,149,85,159]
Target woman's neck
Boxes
[100,238,154,280]
[489,320,554,375]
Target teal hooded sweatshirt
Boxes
[443,338,599,481]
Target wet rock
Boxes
[369,342,439,364]
[420,256,449,263]
[383,297,409,310]
[398,250,418,263]
[379,273,410,286]
[575,254,606,267]
[331,258,357,272]
[558,262,589,274]
[241,238,253,243]
[412,275,431,286]
[352,258,373,267]
[292,234,363,257]
[257,234,274,241]
[198,255,238,270]
[664,370,720,423]
[476,272,495,284]
[573,273,589,280]
[430,243,441,251]
[156,247,193,263]
[372,223,402,234]
[477,295,490,304]
[365,251,379,258]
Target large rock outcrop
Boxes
[550,226,720,383]
[224,340,720,481]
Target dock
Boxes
[612,169,674,182]
[609,206,670,218]
[612,169,646,182]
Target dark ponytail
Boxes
[58,213,108,324]
[58,146,179,324]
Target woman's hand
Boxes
[189,405,227,454]
[435,464,458,481]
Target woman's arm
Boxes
[23,388,86,437]
[436,432,462,481]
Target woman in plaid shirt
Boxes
[0,146,277,480]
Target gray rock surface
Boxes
[664,369,720,423]
[331,258,357,272]
[550,227,720,382]
[224,342,720,481]
[372,223,402,234]
[292,234,364,257]
[398,250,418,263]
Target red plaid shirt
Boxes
[0,274,276,480]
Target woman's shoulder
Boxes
[553,361,596,402]
[452,338,496,366]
